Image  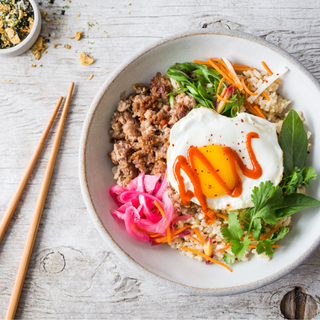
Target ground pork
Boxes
[109,72,195,187]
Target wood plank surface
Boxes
[1,0,320,319]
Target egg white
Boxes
[166,107,283,210]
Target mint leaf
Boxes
[256,239,274,257]
[223,253,235,265]
[280,166,317,195]
[275,193,320,219]
[221,212,243,242]
[279,109,308,175]
[270,226,289,242]
[302,167,317,187]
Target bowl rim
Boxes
[79,29,320,296]
[0,0,41,55]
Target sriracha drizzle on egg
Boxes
[173,132,263,216]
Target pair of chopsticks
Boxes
[0,82,74,320]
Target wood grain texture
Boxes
[1,0,320,319]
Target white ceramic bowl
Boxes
[0,0,41,57]
[79,30,320,296]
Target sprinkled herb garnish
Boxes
[0,0,34,49]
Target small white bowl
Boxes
[0,0,41,57]
[79,30,320,296]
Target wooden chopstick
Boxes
[0,96,63,244]
[5,82,74,320]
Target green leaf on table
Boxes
[278,109,308,175]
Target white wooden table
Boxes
[1,1,320,319]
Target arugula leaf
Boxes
[275,193,320,219]
[256,239,274,257]
[221,212,243,242]
[280,166,317,195]
[223,253,235,265]
[279,110,308,175]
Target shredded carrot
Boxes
[182,247,232,272]
[216,76,225,96]
[215,213,229,220]
[245,93,266,119]
[241,78,258,96]
[207,59,235,85]
[154,201,171,244]
[248,244,279,249]
[262,91,270,101]
[216,242,231,252]
[260,224,282,239]
[154,225,192,244]
[186,234,204,245]
[232,64,254,71]
[149,233,162,238]
[217,86,226,102]
[192,227,205,243]
[261,61,280,83]
[232,64,250,68]
[167,226,171,245]
[193,60,211,66]
[253,105,266,119]
[217,87,233,103]
[173,225,192,236]
[245,92,260,115]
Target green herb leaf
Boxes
[302,167,317,187]
[279,110,308,175]
[255,206,278,225]
[275,193,320,219]
[270,226,289,242]
[232,235,252,260]
[256,239,274,257]
[223,253,235,265]
[280,166,317,195]
[252,218,262,240]
[221,212,243,242]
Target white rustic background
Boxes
[1,0,320,319]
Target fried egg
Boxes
[166,107,283,210]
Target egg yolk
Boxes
[194,145,238,198]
